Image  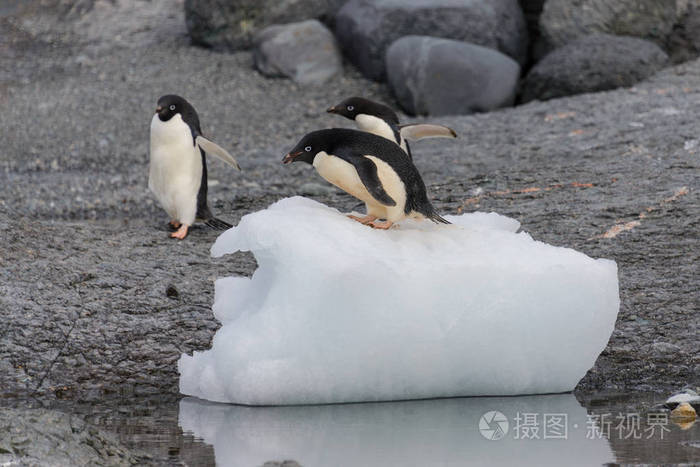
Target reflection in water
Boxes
[179,394,614,466]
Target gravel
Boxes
[1,0,698,439]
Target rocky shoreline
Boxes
[1,0,698,464]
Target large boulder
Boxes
[520,34,669,103]
[539,0,677,53]
[184,0,346,50]
[334,0,528,81]
[253,20,343,85]
[386,36,520,116]
[667,0,700,63]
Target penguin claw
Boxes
[170,224,189,239]
[347,214,378,225]
[368,220,394,230]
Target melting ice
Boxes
[179,196,619,405]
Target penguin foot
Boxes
[169,220,182,230]
[368,220,393,230]
[347,214,378,225]
[170,224,189,239]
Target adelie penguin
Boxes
[149,94,241,239]
[283,128,449,229]
[327,97,457,159]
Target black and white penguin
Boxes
[283,128,449,229]
[149,94,241,239]
[327,96,457,160]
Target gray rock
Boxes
[254,20,342,85]
[334,0,528,81]
[521,34,669,103]
[539,0,677,53]
[667,1,700,63]
[386,36,520,116]
[0,408,137,466]
[184,0,346,50]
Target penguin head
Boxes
[283,130,336,165]
[155,94,197,123]
[327,97,399,124]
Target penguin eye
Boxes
[169,105,176,111]
[347,105,354,111]
[304,146,312,152]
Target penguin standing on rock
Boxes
[283,128,449,229]
[149,94,241,239]
[327,97,457,159]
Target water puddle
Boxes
[45,391,696,465]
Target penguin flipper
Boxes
[196,136,241,171]
[399,124,457,141]
[335,149,396,207]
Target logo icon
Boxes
[479,411,509,440]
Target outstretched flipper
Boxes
[196,136,241,171]
[399,124,457,141]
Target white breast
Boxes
[313,152,407,222]
[148,113,202,225]
[355,114,408,153]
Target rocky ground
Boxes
[0,0,698,464]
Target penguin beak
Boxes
[155,106,163,114]
[326,106,337,114]
[282,151,303,164]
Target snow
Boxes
[178,394,614,466]
[178,196,619,405]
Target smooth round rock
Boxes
[253,20,342,85]
[521,34,669,103]
[386,35,520,116]
[334,0,528,81]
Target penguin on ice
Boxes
[327,97,457,159]
[149,94,240,239]
[283,128,449,229]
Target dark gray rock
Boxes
[184,0,346,50]
[254,20,342,85]
[386,36,520,116]
[667,1,700,63]
[0,408,137,466]
[521,34,669,103]
[539,0,677,53]
[334,0,528,81]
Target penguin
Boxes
[149,94,241,239]
[283,128,449,229]
[326,96,457,160]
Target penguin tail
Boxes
[205,217,233,230]
[429,212,451,225]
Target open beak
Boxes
[282,151,303,164]
[326,106,337,114]
[155,106,163,114]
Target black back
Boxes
[329,97,411,159]
[156,94,213,221]
[288,128,443,221]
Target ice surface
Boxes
[179,196,619,405]
[178,394,614,467]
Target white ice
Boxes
[178,394,614,467]
[179,196,619,405]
